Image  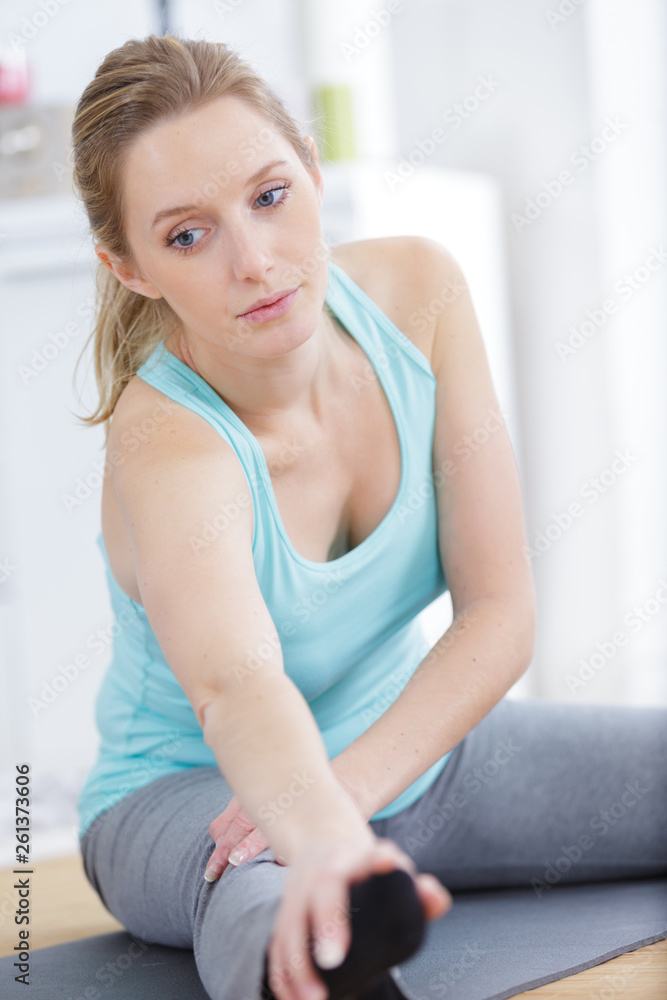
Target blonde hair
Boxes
[71,32,322,442]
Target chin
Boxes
[245,317,318,357]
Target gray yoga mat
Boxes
[1,877,666,1000]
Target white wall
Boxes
[1,0,157,106]
[169,0,308,120]
[389,0,667,706]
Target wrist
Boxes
[329,753,378,824]
[279,794,373,863]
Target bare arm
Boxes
[327,238,537,819]
[112,394,370,862]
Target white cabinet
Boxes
[0,194,106,862]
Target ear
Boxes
[303,135,324,209]
[95,245,163,300]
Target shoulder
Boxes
[329,235,463,373]
[106,367,241,480]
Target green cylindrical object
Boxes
[313,83,356,162]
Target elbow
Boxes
[486,593,536,678]
[513,604,536,677]
[196,690,225,736]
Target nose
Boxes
[227,223,274,283]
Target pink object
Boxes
[0,48,30,104]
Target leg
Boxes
[372,697,667,892]
[80,767,424,1000]
[80,766,289,1000]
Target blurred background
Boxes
[0,0,665,865]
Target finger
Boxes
[204,827,267,882]
[203,846,228,883]
[213,810,256,861]
[364,842,447,919]
[270,894,327,1000]
[220,810,257,863]
[208,796,242,843]
[309,867,352,974]
[228,829,269,866]
[414,873,453,920]
[343,837,416,887]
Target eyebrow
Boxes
[150,158,291,230]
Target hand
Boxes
[204,794,288,882]
[265,831,452,1000]
[204,764,371,882]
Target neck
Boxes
[164,303,351,436]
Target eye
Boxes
[254,182,291,210]
[163,227,206,254]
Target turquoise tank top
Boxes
[77,259,452,840]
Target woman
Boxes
[73,33,666,1000]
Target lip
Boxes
[239,286,299,316]
[238,286,300,322]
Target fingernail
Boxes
[203,867,218,882]
[315,940,346,969]
[228,849,247,866]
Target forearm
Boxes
[330,598,535,820]
[201,670,370,863]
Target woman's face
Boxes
[104,94,328,358]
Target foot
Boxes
[261,868,425,1000]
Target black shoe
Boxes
[356,968,411,999]
[261,868,425,1000]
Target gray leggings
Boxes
[79,697,667,1000]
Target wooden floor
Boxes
[0,855,665,998]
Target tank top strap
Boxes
[135,339,267,552]
[325,260,437,386]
